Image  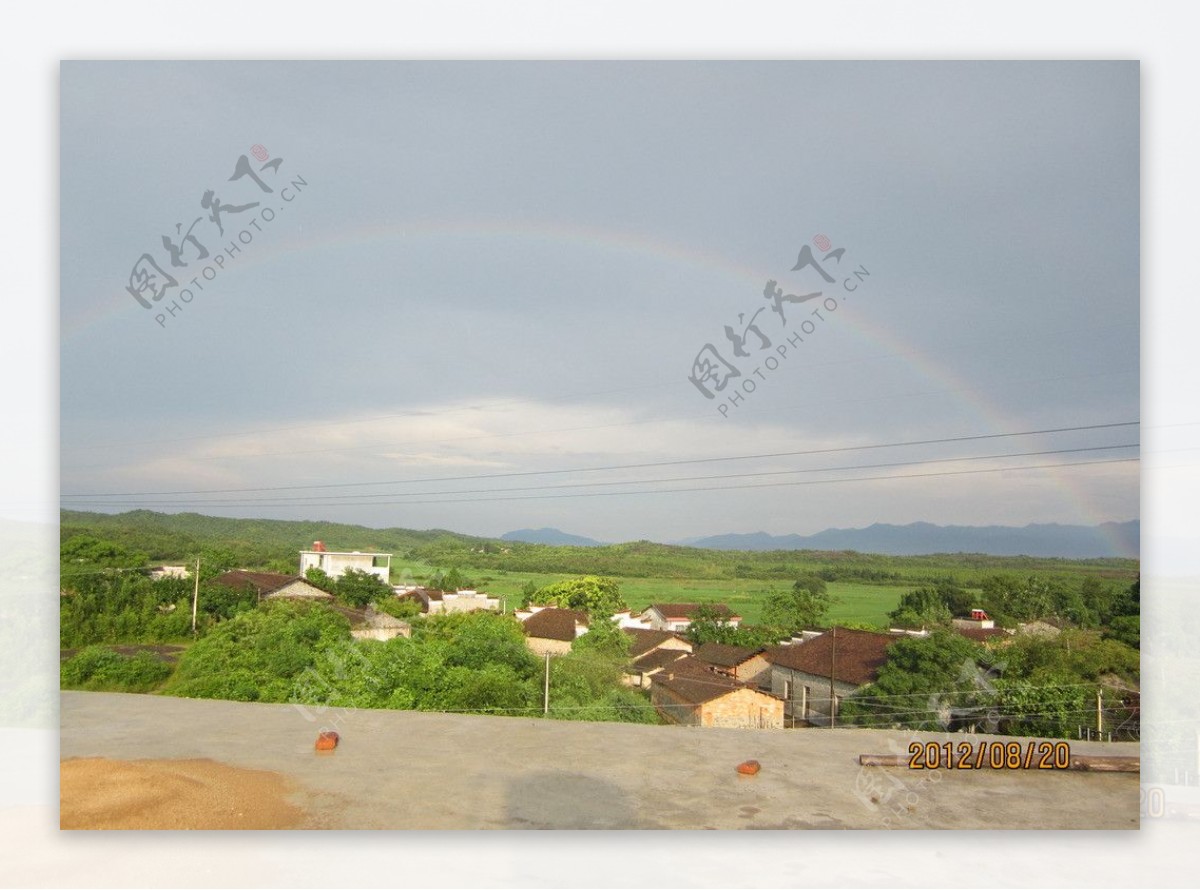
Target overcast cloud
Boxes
[60,61,1139,543]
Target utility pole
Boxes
[543,651,551,716]
[190,557,200,635]
[829,626,836,729]
[1097,688,1104,737]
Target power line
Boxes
[62,420,1139,499]
[61,456,1138,510]
[61,443,1139,508]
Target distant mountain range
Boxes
[500,527,606,547]
[676,520,1140,559]
[501,521,1139,558]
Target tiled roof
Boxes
[694,642,760,669]
[396,587,444,604]
[631,648,689,673]
[623,628,681,657]
[651,657,759,705]
[648,603,738,620]
[212,570,300,596]
[521,608,588,642]
[765,628,895,687]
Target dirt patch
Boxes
[60,757,307,829]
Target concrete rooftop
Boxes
[60,691,1139,830]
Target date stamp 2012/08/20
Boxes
[907,741,1072,770]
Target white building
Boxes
[299,541,391,584]
[400,587,501,614]
[641,603,741,633]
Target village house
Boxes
[621,627,694,687]
[626,647,691,688]
[397,587,501,615]
[610,609,654,630]
[347,606,412,642]
[766,627,896,727]
[951,609,995,631]
[519,607,589,656]
[640,603,741,633]
[298,540,391,584]
[650,657,784,729]
[888,625,1012,645]
[624,627,692,658]
[212,570,333,602]
[692,643,772,688]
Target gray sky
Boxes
[60,61,1139,543]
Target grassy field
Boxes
[396,561,914,628]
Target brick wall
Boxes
[524,637,573,658]
[699,688,784,729]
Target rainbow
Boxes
[63,218,1138,555]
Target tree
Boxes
[197,578,258,621]
[166,601,352,702]
[933,580,975,617]
[59,535,149,572]
[415,611,541,679]
[374,596,423,621]
[887,587,952,629]
[61,646,174,693]
[1104,615,1139,650]
[334,569,392,607]
[1108,578,1140,620]
[547,621,658,724]
[684,604,741,646]
[574,614,630,658]
[439,567,468,591]
[304,566,334,592]
[840,631,991,730]
[761,576,831,637]
[981,575,1061,625]
[993,674,1093,739]
[529,576,627,617]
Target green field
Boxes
[394,561,915,629]
[61,509,1138,636]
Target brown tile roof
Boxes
[651,657,761,705]
[954,626,1010,643]
[213,570,301,596]
[326,603,370,625]
[623,627,682,657]
[521,608,588,642]
[694,642,761,669]
[766,628,895,687]
[648,603,738,620]
[631,648,689,673]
